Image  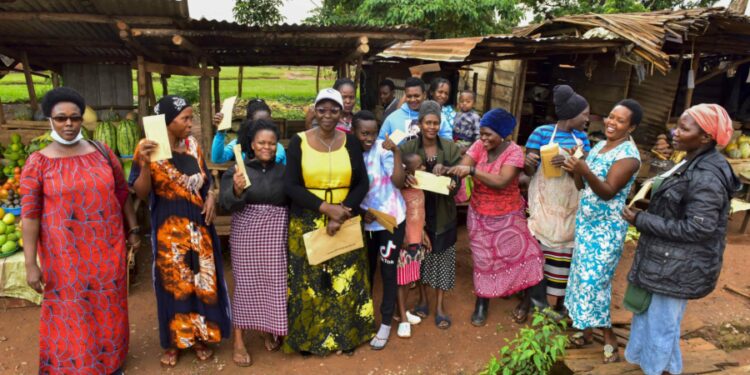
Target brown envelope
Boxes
[304,216,364,265]
[367,208,397,234]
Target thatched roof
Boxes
[515,7,750,74]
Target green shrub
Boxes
[481,309,568,375]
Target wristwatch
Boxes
[469,166,476,176]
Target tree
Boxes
[305,0,523,38]
[233,0,285,27]
[520,0,715,23]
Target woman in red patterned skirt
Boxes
[21,87,140,374]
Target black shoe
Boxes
[471,298,489,327]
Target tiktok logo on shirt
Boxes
[380,241,396,264]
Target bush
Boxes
[481,309,568,375]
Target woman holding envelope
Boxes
[447,108,544,327]
[561,99,642,363]
[283,88,372,356]
[622,104,738,375]
[400,100,461,329]
[130,96,231,367]
[219,119,288,367]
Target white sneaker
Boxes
[397,322,411,338]
[405,311,422,325]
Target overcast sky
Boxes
[187,0,746,24]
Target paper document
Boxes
[367,208,397,233]
[232,144,251,189]
[414,170,451,195]
[573,146,584,159]
[731,198,750,214]
[304,216,364,265]
[142,114,172,162]
[388,129,407,145]
[628,180,653,208]
[217,96,237,131]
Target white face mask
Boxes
[49,118,83,146]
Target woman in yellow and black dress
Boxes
[283,88,373,356]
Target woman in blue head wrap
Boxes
[447,108,544,327]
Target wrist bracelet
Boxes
[128,227,141,235]
[470,166,476,176]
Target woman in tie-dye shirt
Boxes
[354,110,407,350]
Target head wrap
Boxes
[480,108,516,138]
[418,100,441,122]
[684,103,733,147]
[41,87,86,117]
[154,95,191,125]
[616,99,643,126]
[553,85,588,121]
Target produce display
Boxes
[0,210,21,256]
[94,120,118,155]
[724,134,750,159]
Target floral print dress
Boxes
[565,140,640,330]
[129,136,232,349]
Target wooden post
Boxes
[136,56,148,133]
[353,58,363,92]
[213,65,220,113]
[51,72,61,88]
[483,61,496,112]
[146,72,156,107]
[20,51,38,112]
[316,66,320,93]
[199,59,213,155]
[685,52,701,109]
[237,66,243,98]
[160,74,169,96]
[0,96,6,125]
[511,60,528,142]
[472,72,479,93]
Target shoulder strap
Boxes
[89,140,115,172]
[548,125,558,145]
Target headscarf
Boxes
[480,108,516,138]
[418,100,441,122]
[41,87,85,117]
[553,85,588,120]
[154,95,191,125]
[685,103,733,147]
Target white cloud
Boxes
[187,0,317,23]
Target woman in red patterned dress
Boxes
[21,87,140,374]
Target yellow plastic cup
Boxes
[540,143,563,178]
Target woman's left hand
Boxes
[127,233,141,250]
[447,165,471,179]
[326,219,342,236]
[622,206,641,225]
[562,156,589,175]
[202,192,217,225]
[382,136,397,152]
[433,163,448,175]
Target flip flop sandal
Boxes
[568,332,593,349]
[264,334,282,352]
[412,304,429,319]
[397,322,412,338]
[370,334,389,350]
[193,343,213,361]
[435,314,452,330]
[511,306,530,324]
[160,349,179,368]
[603,344,620,363]
[232,349,253,367]
[405,311,422,325]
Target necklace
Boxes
[315,128,336,152]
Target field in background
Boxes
[0,66,337,119]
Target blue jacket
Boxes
[378,103,452,143]
[211,131,286,165]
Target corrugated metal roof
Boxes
[378,35,629,64]
[0,0,189,18]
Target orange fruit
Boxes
[0,189,7,199]
[13,167,20,174]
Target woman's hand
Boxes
[127,233,141,250]
[202,191,217,225]
[213,113,224,128]
[233,172,247,197]
[137,140,159,167]
[448,178,457,192]
[382,136,397,152]
[432,163,448,175]
[551,154,567,167]
[404,174,418,188]
[26,263,43,294]
[363,211,377,224]
[525,153,540,170]
[326,219,342,236]
[622,206,641,225]
[562,156,589,175]
[320,202,352,223]
[447,165,471,179]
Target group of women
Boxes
[21,74,737,373]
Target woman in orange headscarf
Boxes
[622,104,739,374]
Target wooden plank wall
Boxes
[551,56,631,117]
[460,60,522,114]
[630,65,682,147]
[61,64,134,119]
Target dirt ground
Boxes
[2,213,750,374]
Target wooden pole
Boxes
[213,65,220,113]
[353,57,363,93]
[237,66,243,98]
[0,96,6,125]
[20,51,38,112]
[472,72,479,93]
[160,74,169,96]
[684,52,701,109]
[146,72,156,107]
[51,72,61,88]
[511,60,528,142]
[136,56,148,133]
[483,61,496,112]
[316,66,320,93]
[199,58,213,155]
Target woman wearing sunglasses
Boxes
[20,87,140,374]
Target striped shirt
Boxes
[525,124,591,152]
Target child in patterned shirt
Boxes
[452,90,481,154]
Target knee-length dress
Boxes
[20,147,129,374]
[282,132,373,355]
[565,140,640,329]
[129,137,231,349]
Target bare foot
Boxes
[193,342,213,361]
